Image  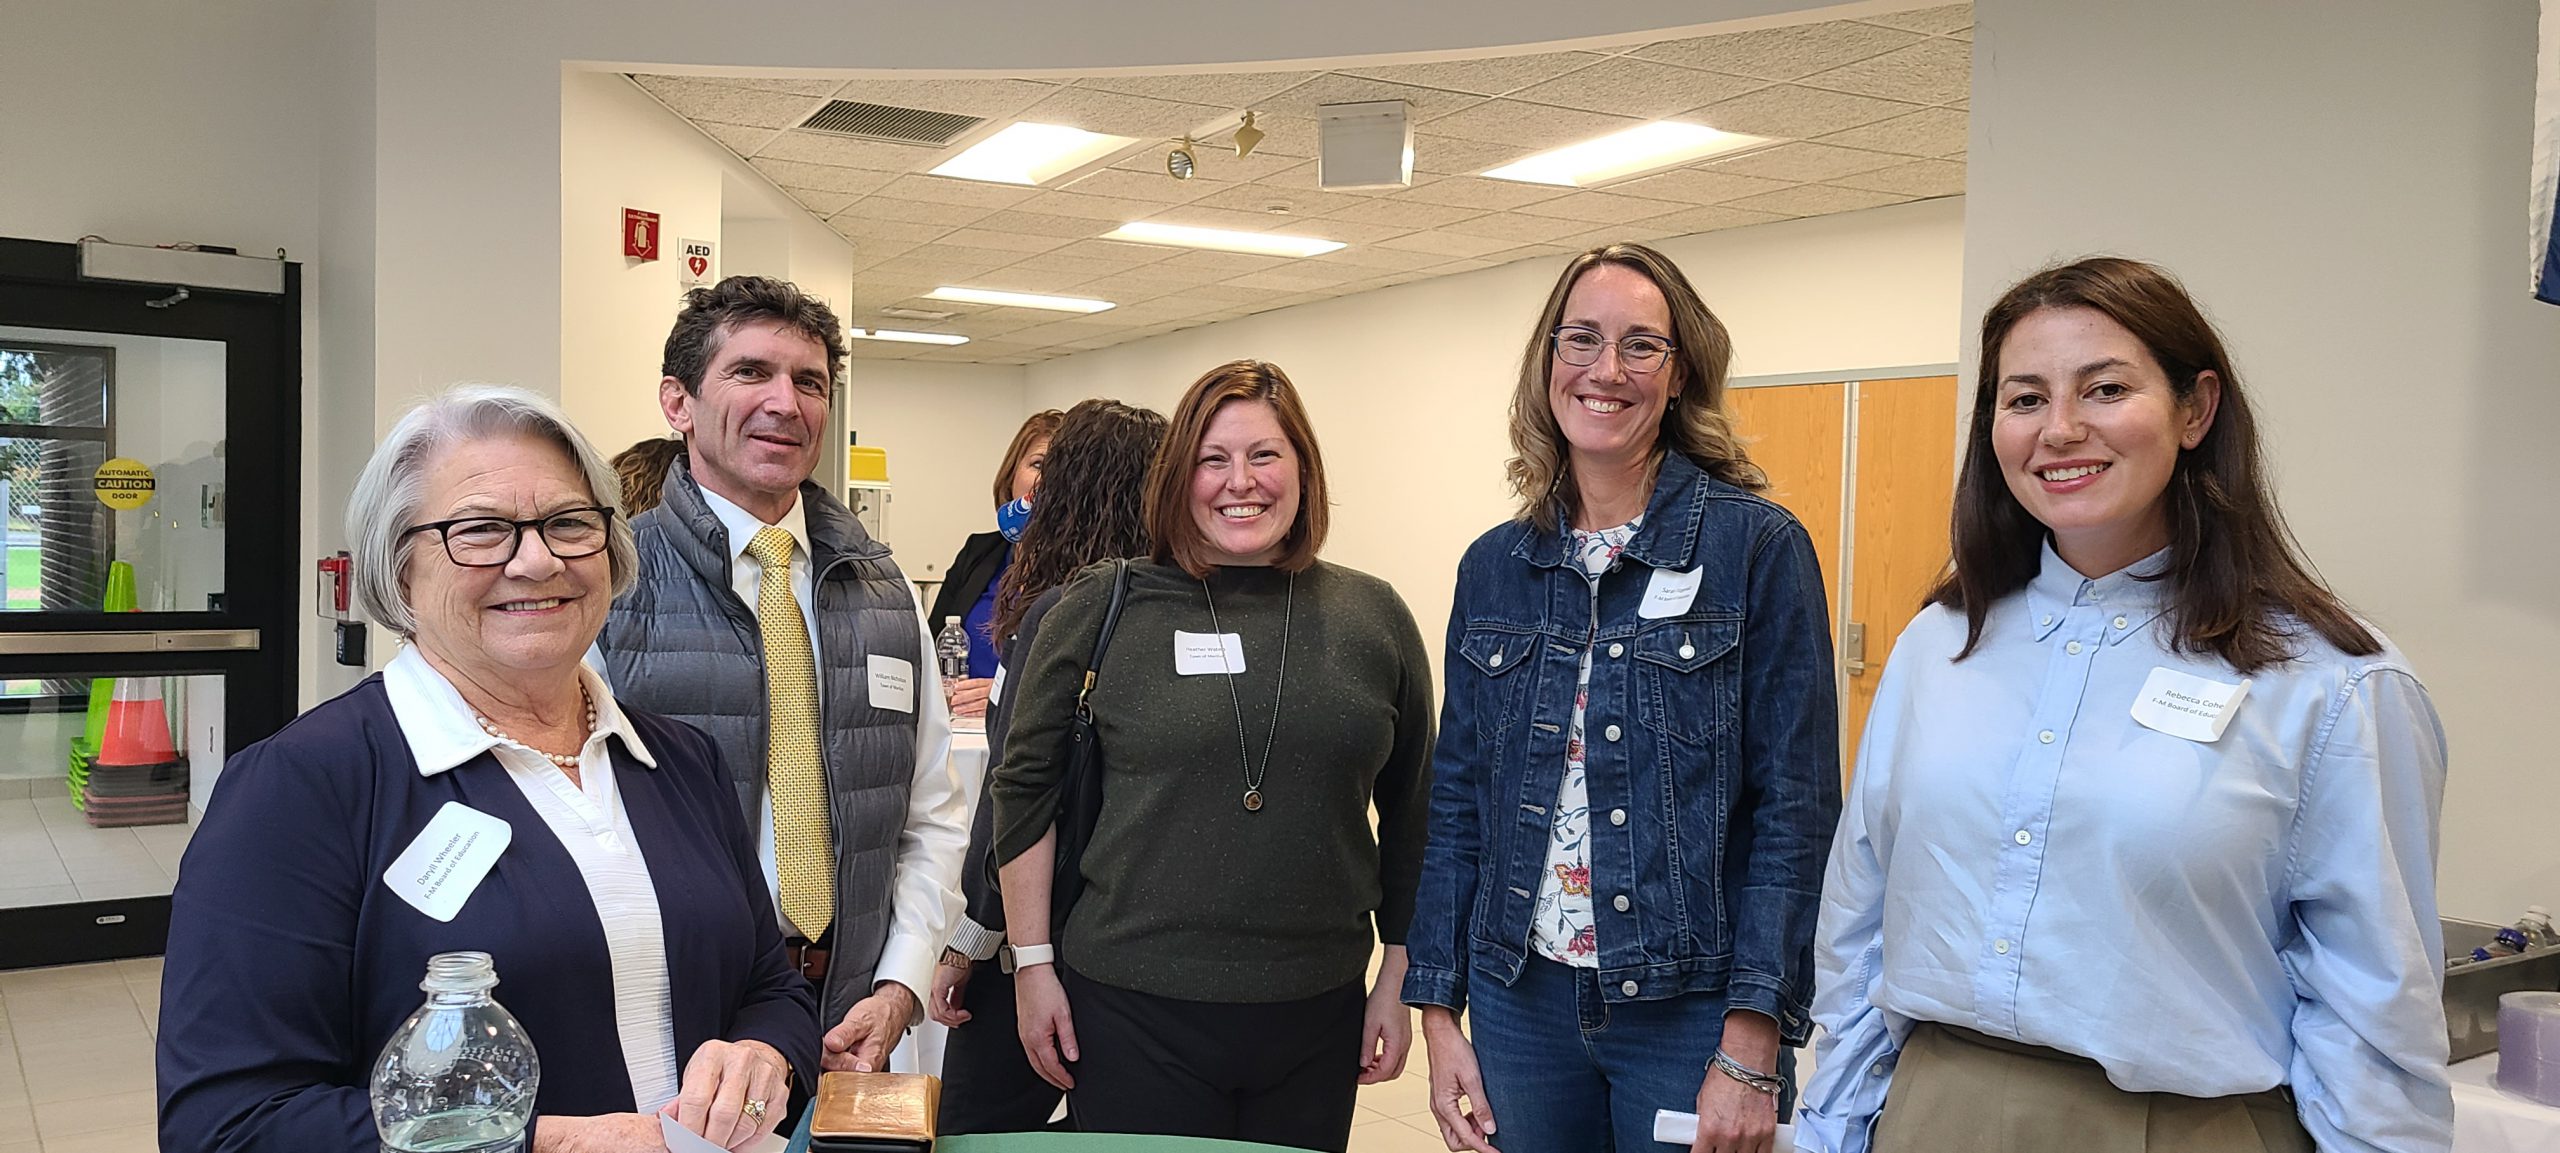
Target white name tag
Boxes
[988,665,1006,709]
[1174,630,1246,676]
[1639,566,1704,619]
[868,654,915,713]
[2130,667,2251,742]
[659,1115,731,1153]
[383,802,511,922]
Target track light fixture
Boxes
[1167,137,1197,180]
[1233,112,1264,159]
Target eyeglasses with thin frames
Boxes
[1552,326,1676,374]
[400,506,615,568]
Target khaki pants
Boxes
[1872,1023,2313,1153]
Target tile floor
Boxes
[0,782,193,910]
[0,954,1448,1153]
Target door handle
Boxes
[1844,620,1867,676]
[0,629,260,655]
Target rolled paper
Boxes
[2496,990,2560,1106]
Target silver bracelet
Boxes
[1710,1049,1784,1096]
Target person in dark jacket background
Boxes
[926,409,1062,721]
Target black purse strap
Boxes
[1074,558,1132,720]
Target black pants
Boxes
[1059,965,1365,1153]
[937,958,1069,1134]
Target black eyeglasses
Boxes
[1552,326,1676,373]
[401,506,615,568]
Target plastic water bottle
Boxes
[937,616,970,681]
[2523,906,2560,948]
[371,952,539,1153]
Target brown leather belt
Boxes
[784,939,831,983]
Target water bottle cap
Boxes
[420,951,500,995]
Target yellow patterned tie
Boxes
[748,526,831,941]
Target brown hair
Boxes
[1930,256,2378,672]
[1506,242,1764,531]
[661,275,849,397]
[992,399,1168,640]
[611,436,687,516]
[992,409,1065,509]
[1144,360,1330,577]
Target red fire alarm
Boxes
[623,208,661,261]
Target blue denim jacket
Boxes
[1401,452,1841,1042]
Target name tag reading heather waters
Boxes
[2129,666,2251,742]
[383,802,512,922]
[1174,630,1246,676]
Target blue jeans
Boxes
[1469,956,1792,1153]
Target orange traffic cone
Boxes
[84,676,187,827]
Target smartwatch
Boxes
[999,943,1056,974]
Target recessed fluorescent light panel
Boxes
[930,122,1142,186]
[1483,121,1778,188]
[924,286,1116,314]
[1100,222,1345,258]
[853,328,971,345]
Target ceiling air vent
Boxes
[800,100,984,147]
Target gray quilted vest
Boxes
[598,454,922,1026]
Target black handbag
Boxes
[1047,558,1129,936]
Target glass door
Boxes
[0,238,299,968]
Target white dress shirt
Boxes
[695,485,967,1015]
[1796,543,2452,1153]
[382,644,683,1112]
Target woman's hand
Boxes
[1359,946,1413,1084]
[666,1038,792,1151]
[530,1112,666,1152]
[929,949,975,1027]
[1690,1011,1780,1153]
[945,677,992,719]
[1014,964,1078,1091]
[1420,1006,1498,1153]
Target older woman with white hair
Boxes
[158,385,818,1153]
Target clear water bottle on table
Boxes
[371,951,539,1153]
[936,615,970,682]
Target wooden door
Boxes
[1723,383,1845,616]
[1844,376,1958,777]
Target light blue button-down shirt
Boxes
[1796,543,2452,1153]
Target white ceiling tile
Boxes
[1687,85,1924,139]
[1202,112,1320,159]
[1014,190,1165,221]
[631,73,843,98]
[963,209,1115,239]
[1253,159,1435,199]
[1085,296,1231,325]
[1858,4,1975,36]
[1111,143,1303,184]
[1071,270,1198,299]
[1826,158,1966,198]
[1142,204,1297,233]
[1422,100,1642,152]
[1424,257,1506,276]
[843,196,997,227]
[943,266,1098,294]
[1074,70,1323,109]
[1319,197,1487,229]
[752,159,898,195]
[1223,265,1373,292]
[875,173,1043,208]
[1151,249,1293,276]
[632,76,827,129]
[1440,212,1590,244]
[1319,244,1451,272]
[1180,176,1373,218]
[1510,58,1765,120]
[1339,52,1608,97]
[1046,238,1181,266]
[1605,167,1796,205]
[827,214,954,246]
[1723,184,1912,217]
[1271,216,1416,245]
[1545,223,1685,250]
[900,241,1031,268]
[754,131,942,173]
[1477,244,1578,265]
[1059,167,1224,204]
[1629,23,1925,82]
[1797,40,1970,107]
[1375,231,1518,259]
[694,121,783,156]
[847,246,923,274]
[1411,134,1537,176]
[1392,176,1576,212]
[1000,250,1153,279]
[781,187,859,215]
[1813,107,1969,158]
[1632,204,1791,237]
[1006,317,1128,343]
[1258,73,1487,121]
[1511,190,1685,225]
[825,77,1062,120]
[1012,87,1232,139]
[851,344,923,360]
[936,228,1077,255]
[1701,141,1905,182]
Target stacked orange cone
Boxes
[82,675,188,827]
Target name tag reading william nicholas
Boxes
[2130,666,2251,742]
[384,802,512,922]
[869,654,916,713]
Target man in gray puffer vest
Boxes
[600,276,966,1081]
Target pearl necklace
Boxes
[472,686,597,770]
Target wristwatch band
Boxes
[1000,942,1056,974]
[945,915,1005,963]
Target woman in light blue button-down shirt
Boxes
[1797,257,2452,1153]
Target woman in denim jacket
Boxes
[1404,243,1841,1153]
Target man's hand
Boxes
[822,982,919,1073]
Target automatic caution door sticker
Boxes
[93,458,155,509]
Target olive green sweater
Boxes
[990,560,1434,1003]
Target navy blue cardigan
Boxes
[157,675,819,1152]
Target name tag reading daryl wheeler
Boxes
[384,802,512,922]
[1174,630,1246,676]
[2130,666,2252,742]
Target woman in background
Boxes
[611,435,685,516]
[933,398,1168,1134]
[929,409,1062,720]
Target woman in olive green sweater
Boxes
[991,360,1434,1152]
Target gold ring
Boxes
[742,1098,767,1120]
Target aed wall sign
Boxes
[93,458,155,509]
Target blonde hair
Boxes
[1505,243,1764,531]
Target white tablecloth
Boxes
[2454,1053,2560,1153]
[883,730,989,1082]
